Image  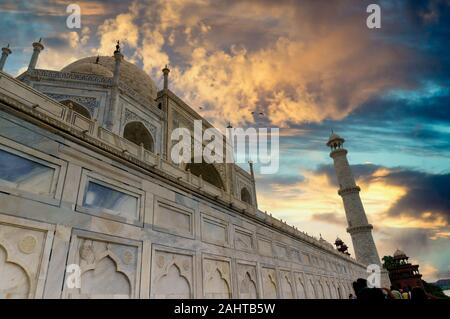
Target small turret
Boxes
[162,65,170,90]
[0,44,12,71]
[28,38,44,71]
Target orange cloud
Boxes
[97,2,140,55]
[88,0,412,128]
[258,165,449,258]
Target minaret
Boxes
[0,44,12,71]
[105,41,123,132]
[28,38,44,71]
[162,65,170,90]
[327,132,381,266]
[248,160,257,207]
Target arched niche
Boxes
[296,279,306,299]
[185,162,224,190]
[307,280,316,299]
[263,274,277,299]
[240,187,252,205]
[60,100,91,119]
[239,272,257,299]
[155,263,190,299]
[316,281,325,299]
[0,245,30,298]
[282,275,294,299]
[123,121,155,152]
[205,268,231,299]
[80,255,131,298]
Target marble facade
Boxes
[0,53,369,299]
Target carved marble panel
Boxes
[153,200,194,238]
[261,267,278,299]
[150,248,194,299]
[302,252,311,265]
[201,215,228,246]
[64,232,141,299]
[290,249,302,264]
[274,244,288,260]
[234,227,254,252]
[203,257,232,299]
[257,237,272,256]
[236,263,258,299]
[0,216,53,299]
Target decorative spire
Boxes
[114,40,120,54]
[162,64,170,90]
[28,39,44,71]
[326,130,345,150]
[107,40,123,132]
[0,43,12,71]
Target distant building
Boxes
[387,250,423,290]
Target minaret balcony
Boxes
[338,186,361,196]
[346,224,374,234]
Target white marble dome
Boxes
[393,249,406,258]
[61,56,158,103]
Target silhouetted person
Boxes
[352,278,367,298]
[352,278,385,300]
[411,287,427,300]
[390,286,402,299]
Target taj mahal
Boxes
[0,40,389,299]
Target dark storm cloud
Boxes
[44,34,74,48]
[315,163,450,224]
[383,170,450,223]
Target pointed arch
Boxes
[205,268,231,299]
[239,272,257,299]
[185,162,224,190]
[296,278,306,299]
[316,281,325,299]
[123,121,154,152]
[307,280,316,299]
[155,263,191,299]
[324,281,332,299]
[60,99,91,119]
[282,275,294,299]
[81,255,131,298]
[240,187,252,205]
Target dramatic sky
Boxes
[1,0,449,282]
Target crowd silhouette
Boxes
[350,278,433,300]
